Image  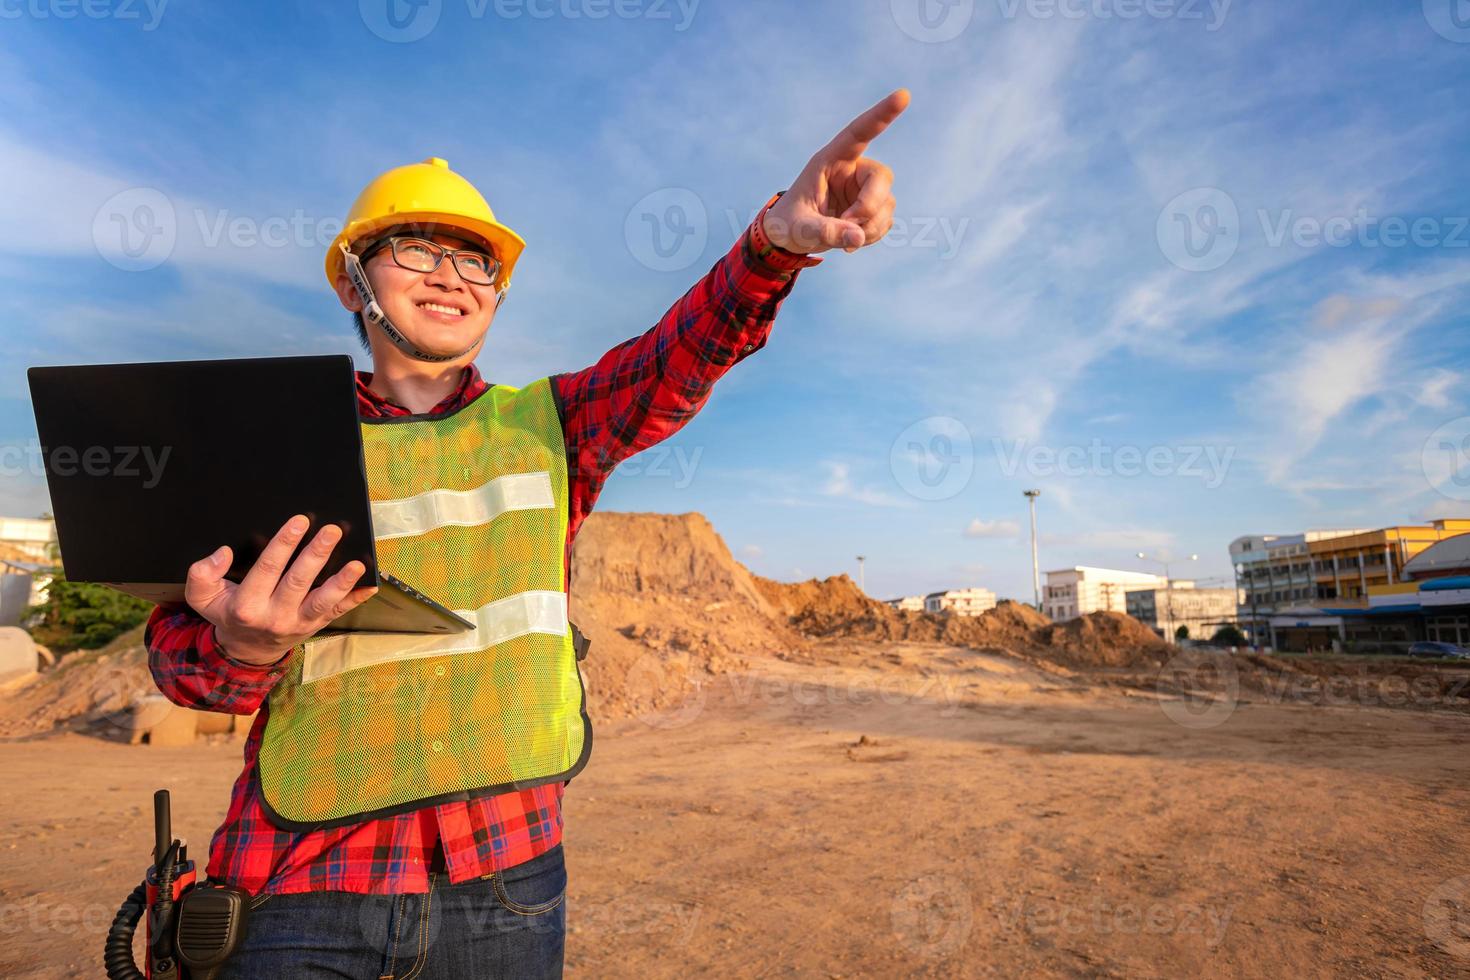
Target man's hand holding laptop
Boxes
[183,514,379,666]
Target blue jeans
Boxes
[218,843,566,979]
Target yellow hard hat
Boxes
[325,157,526,294]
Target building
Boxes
[1125,583,1239,641]
[1231,519,1470,651]
[885,595,925,613]
[1402,533,1470,581]
[1309,521,1470,600]
[1230,529,1369,644]
[923,587,996,616]
[1043,567,1164,621]
[0,516,56,563]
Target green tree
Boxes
[1211,624,1247,647]
[1175,624,1190,641]
[25,573,153,651]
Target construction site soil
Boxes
[2,512,1467,977]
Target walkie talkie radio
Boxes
[104,789,252,979]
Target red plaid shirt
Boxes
[145,209,819,896]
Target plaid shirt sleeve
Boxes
[552,205,820,543]
[145,602,288,715]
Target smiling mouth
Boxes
[418,301,467,318]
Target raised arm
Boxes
[552,199,821,514]
[553,89,908,523]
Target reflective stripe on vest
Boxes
[370,471,555,541]
[301,590,569,684]
[256,377,592,830]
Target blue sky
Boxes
[3,0,1469,602]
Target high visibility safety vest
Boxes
[257,377,592,831]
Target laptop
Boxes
[27,355,473,635]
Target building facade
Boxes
[923,587,996,616]
[0,517,56,563]
[885,595,926,613]
[1125,584,1239,641]
[1232,519,1470,651]
[1230,529,1368,643]
[1043,567,1164,621]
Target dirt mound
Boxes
[0,512,1181,736]
[569,513,802,722]
[753,573,1049,647]
[0,625,152,738]
[1231,652,1470,710]
[754,573,906,638]
[754,572,1108,662]
[1032,611,1171,668]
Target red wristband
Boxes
[749,192,823,272]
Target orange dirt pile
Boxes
[567,512,802,721]
[1031,610,1172,668]
[0,625,151,738]
[0,511,1180,735]
[752,572,1050,649]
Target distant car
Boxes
[1407,641,1470,659]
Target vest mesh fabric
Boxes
[257,378,590,828]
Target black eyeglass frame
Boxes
[360,235,503,288]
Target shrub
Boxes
[1211,624,1248,647]
[26,573,153,651]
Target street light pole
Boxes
[856,555,866,594]
[1136,551,1197,641]
[1024,490,1042,610]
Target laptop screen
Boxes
[28,355,378,591]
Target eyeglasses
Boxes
[364,236,502,287]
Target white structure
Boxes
[924,587,997,616]
[0,517,55,562]
[0,560,52,628]
[0,627,39,685]
[885,595,926,613]
[1043,566,1163,621]
[1125,584,1240,641]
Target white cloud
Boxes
[819,461,912,509]
[964,518,1020,539]
[1239,266,1470,487]
[0,128,325,290]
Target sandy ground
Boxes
[1,643,1468,979]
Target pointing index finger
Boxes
[822,88,911,162]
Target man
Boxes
[146,89,907,978]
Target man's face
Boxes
[336,228,500,358]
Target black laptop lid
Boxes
[27,355,378,591]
